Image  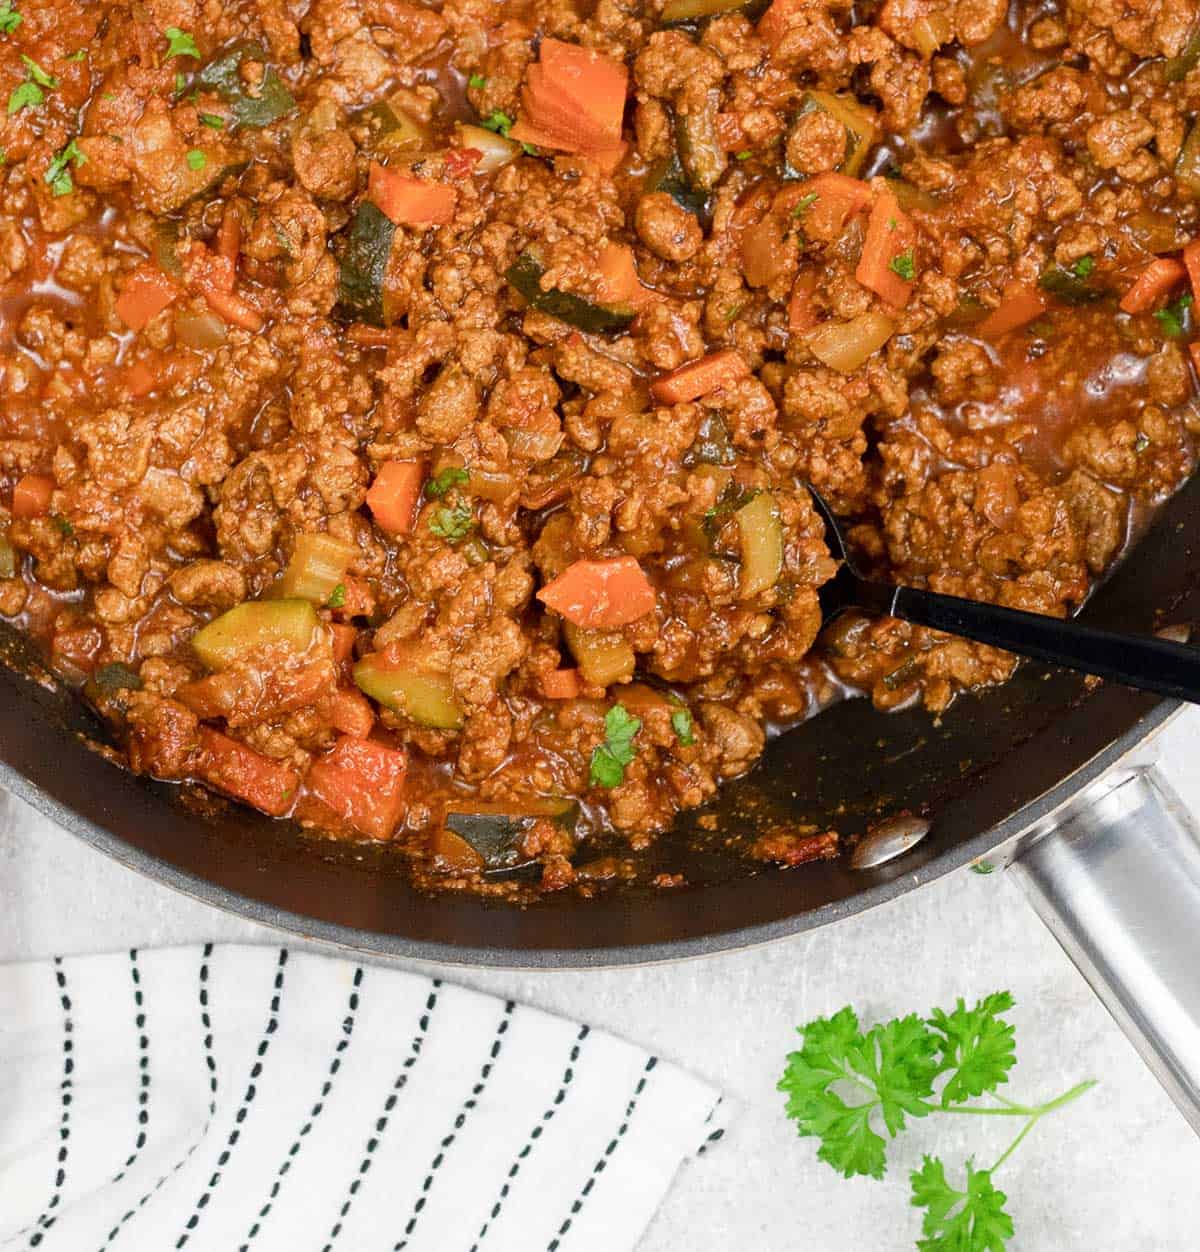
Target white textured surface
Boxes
[3,708,1200,1250]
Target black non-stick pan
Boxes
[2,465,1200,1127]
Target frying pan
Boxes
[2,467,1200,1129]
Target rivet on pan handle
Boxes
[1009,767,1200,1134]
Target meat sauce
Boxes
[0,0,1197,897]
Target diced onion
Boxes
[455,123,520,174]
[662,0,752,18]
[175,308,228,351]
[0,538,16,579]
[910,13,952,57]
[507,427,564,462]
[806,311,895,373]
[735,491,783,598]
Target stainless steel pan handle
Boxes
[1008,767,1200,1133]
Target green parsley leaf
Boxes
[792,191,818,217]
[969,859,995,875]
[589,704,641,789]
[428,498,474,542]
[52,515,73,536]
[326,583,346,609]
[199,112,224,129]
[1154,291,1193,338]
[44,138,85,197]
[910,1158,1014,1252]
[889,249,916,281]
[185,148,206,170]
[425,465,470,498]
[0,1,21,36]
[164,26,200,59]
[0,149,7,164]
[671,706,694,746]
[1072,254,1094,279]
[173,70,186,96]
[927,991,1016,1107]
[735,149,753,160]
[21,54,55,87]
[468,73,488,89]
[480,108,513,136]
[65,48,87,62]
[6,80,40,114]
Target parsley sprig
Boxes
[0,1,21,36]
[1154,291,1193,338]
[590,704,640,788]
[779,992,1094,1251]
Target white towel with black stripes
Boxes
[0,945,731,1251]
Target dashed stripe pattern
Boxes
[470,1024,590,1251]
[174,947,289,1249]
[545,1056,659,1252]
[393,1001,516,1251]
[696,1097,726,1155]
[22,957,73,1249]
[115,950,150,1179]
[320,980,442,1251]
[238,966,365,1249]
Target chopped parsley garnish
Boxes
[199,112,224,129]
[969,860,995,874]
[173,70,186,96]
[1072,254,1094,278]
[0,1,21,36]
[21,54,55,87]
[1154,291,1193,338]
[428,498,474,542]
[735,149,753,160]
[1134,431,1151,452]
[480,108,513,136]
[468,73,488,89]
[671,706,694,746]
[425,465,470,498]
[65,48,87,62]
[44,138,85,196]
[589,704,641,788]
[792,192,818,217]
[327,583,346,609]
[185,148,206,170]
[6,80,40,114]
[889,249,915,281]
[164,26,200,59]
[52,515,73,536]
[779,991,1094,1250]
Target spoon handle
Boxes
[889,584,1200,703]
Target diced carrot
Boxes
[582,141,629,176]
[524,65,599,145]
[195,727,300,818]
[216,207,241,264]
[305,736,408,840]
[802,173,874,238]
[124,358,158,398]
[651,349,750,404]
[331,622,358,665]
[330,687,375,738]
[1184,240,1200,302]
[1119,257,1186,314]
[115,263,179,331]
[758,0,803,48]
[595,242,651,307]
[788,271,819,333]
[12,473,54,519]
[368,163,457,227]
[200,286,264,332]
[185,247,261,329]
[537,555,656,628]
[855,189,917,308]
[977,286,1047,340]
[537,39,628,148]
[366,460,425,534]
[541,668,581,699]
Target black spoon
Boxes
[806,484,1200,704]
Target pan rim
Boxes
[1,696,1179,970]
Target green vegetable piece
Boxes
[429,499,474,542]
[425,466,470,497]
[1177,120,1200,195]
[195,42,294,130]
[0,2,21,37]
[444,797,576,868]
[683,410,736,467]
[671,706,694,746]
[326,583,346,609]
[1037,265,1104,305]
[44,138,85,197]
[927,991,1016,1107]
[468,73,488,89]
[480,108,514,135]
[164,26,200,59]
[278,533,357,604]
[191,599,319,670]
[589,704,641,788]
[1154,292,1193,338]
[358,100,430,155]
[644,153,709,219]
[910,1158,1014,1252]
[353,649,463,729]
[199,112,224,129]
[92,662,144,692]
[1165,22,1200,82]
[506,252,635,334]
[21,54,55,87]
[889,249,915,281]
[335,201,397,327]
[1072,255,1095,278]
[7,80,40,113]
[661,0,760,22]
[798,90,878,177]
[186,148,206,171]
[675,88,726,191]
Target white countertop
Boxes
[4,707,1199,1251]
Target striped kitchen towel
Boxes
[0,945,731,1251]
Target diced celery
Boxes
[191,598,320,670]
[806,311,895,372]
[354,647,464,729]
[562,621,635,687]
[278,533,357,604]
[736,490,783,598]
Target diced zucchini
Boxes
[736,490,783,598]
[563,621,635,687]
[335,201,397,327]
[278,534,357,604]
[675,89,727,192]
[1038,265,1105,305]
[154,220,183,276]
[506,252,635,334]
[196,42,295,130]
[1165,23,1200,82]
[683,411,736,467]
[798,91,878,178]
[644,153,709,219]
[661,0,761,24]
[428,827,485,873]
[359,100,432,156]
[92,661,143,692]
[444,797,576,869]
[354,647,464,729]
[885,176,938,214]
[1176,120,1200,196]
[191,599,320,670]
